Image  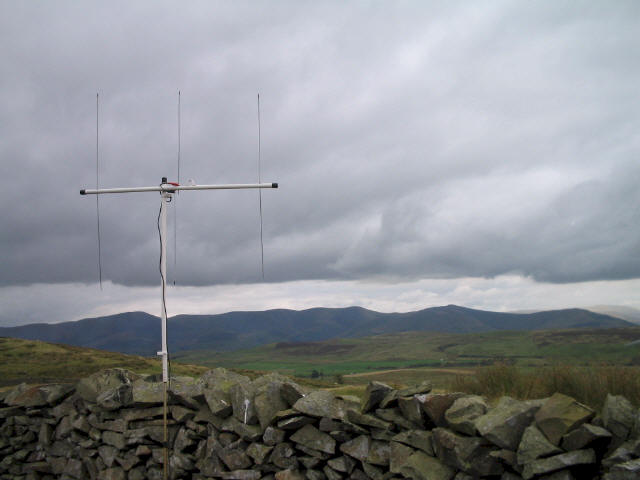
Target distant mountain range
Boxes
[0,305,632,356]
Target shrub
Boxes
[448,363,640,409]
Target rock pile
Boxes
[1,368,639,480]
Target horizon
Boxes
[2,298,639,328]
[2,2,639,327]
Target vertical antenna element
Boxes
[258,94,265,280]
[96,93,103,290]
[174,90,180,286]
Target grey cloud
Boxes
[1,1,639,289]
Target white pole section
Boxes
[158,190,170,384]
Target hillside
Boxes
[0,337,208,386]
[173,326,640,377]
[0,305,631,356]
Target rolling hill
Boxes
[0,337,209,387]
[0,305,631,356]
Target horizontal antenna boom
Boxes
[80,182,278,195]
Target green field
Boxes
[173,327,640,378]
[3,327,640,408]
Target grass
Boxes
[0,337,209,386]
[4,326,640,410]
[448,363,640,409]
[173,327,640,378]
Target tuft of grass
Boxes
[449,363,640,409]
[0,337,209,386]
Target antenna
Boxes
[81,140,278,479]
[174,91,180,286]
[258,93,264,279]
[96,93,103,290]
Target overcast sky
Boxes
[1,1,639,327]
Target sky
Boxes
[1,1,639,327]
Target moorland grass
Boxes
[448,363,640,408]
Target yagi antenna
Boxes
[80,101,278,480]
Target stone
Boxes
[327,455,356,473]
[275,470,305,480]
[230,381,258,425]
[390,441,415,474]
[98,445,118,467]
[602,394,635,441]
[432,427,503,477]
[218,469,262,480]
[322,465,342,480]
[521,449,596,480]
[397,396,425,427]
[398,381,433,397]
[362,462,384,480]
[103,431,126,450]
[474,396,540,450]
[501,473,524,480]
[270,442,298,469]
[375,407,415,430]
[280,382,307,406]
[254,381,289,429]
[445,395,488,436]
[63,457,84,479]
[604,458,640,480]
[346,409,392,429]
[534,393,595,445]
[293,390,355,420]
[222,416,263,441]
[218,446,253,470]
[199,367,251,390]
[361,381,394,413]
[561,423,612,451]
[419,393,466,427]
[399,451,455,480]
[603,439,640,468]
[489,449,518,469]
[517,424,563,465]
[367,440,391,466]
[203,387,233,417]
[340,434,370,461]
[246,442,273,464]
[277,414,316,430]
[173,426,197,452]
[392,430,434,455]
[97,467,126,480]
[76,368,139,403]
[290,424,336,454]
[539,470,575,480]
[39,423,53,445]
[130,377,164,405]
[97,384,133,410]
[263,426,286,446]
[5,383,73,408]
[171,405,195,422]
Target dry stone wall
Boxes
[1,368,639,480]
